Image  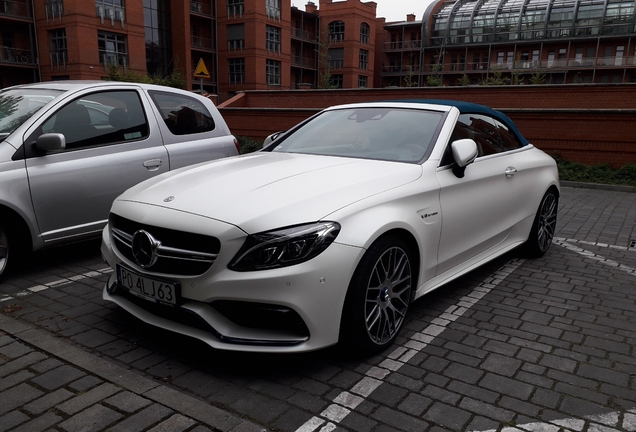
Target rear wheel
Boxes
[340,235,413,354]
[521,189,558,258]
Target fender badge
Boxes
[164,196,175,202]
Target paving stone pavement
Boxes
[0,185,635,432]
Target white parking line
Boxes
[295,258,526,432]
[554,238,636,276]
[0,267,113,303]
[475,408,636,432]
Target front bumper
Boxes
[101,220,364,353]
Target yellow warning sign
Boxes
[193,58,210,78]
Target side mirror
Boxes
[451,139,478,178]
[263,131,284,148]
[36,133,66,152]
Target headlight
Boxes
[229,222,340,271]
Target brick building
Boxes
[380,0,636,87]
[1,0,635,99]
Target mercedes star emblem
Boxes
[131,230,161,268]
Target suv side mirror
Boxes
[451,139,478,178]
[36,133,66,152]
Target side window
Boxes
[493,118,523,151]
[148,91,215,135]
[40,90,149,150]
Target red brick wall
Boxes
[219,84,636,166]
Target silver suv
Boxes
[0,81,239,278]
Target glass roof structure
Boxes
[428,0,636,45]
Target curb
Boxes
[560,180,636,193]
[0,313,267,432]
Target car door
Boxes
[22,88,169,244]
[436,113,527,275]
[146,90,234,169]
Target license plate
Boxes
[117,265,179,306]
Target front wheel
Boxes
[521,189,558,258]
[340,235,414,355]
[0,224,10,279]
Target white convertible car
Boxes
[101,100,559,354]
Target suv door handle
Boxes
[505,167,517,177]
[143,159,163,171]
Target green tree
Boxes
[457,74,470,86]
[316,28,339,89]
[484,68,505,85]
[529,70,547,85]
[105,61,187,89]
[426,49,445,87]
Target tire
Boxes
[0,223,10,279]
[521,189,558,258]
[340,235,414,355]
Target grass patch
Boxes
[554,155,636,187]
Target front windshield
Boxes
[271,107,445,163]
[0,89,62,139]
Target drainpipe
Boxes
[30,0,42,82]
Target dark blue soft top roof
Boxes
[397,99,529,146]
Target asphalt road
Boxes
[1,186,635,432]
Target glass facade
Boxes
[143,0,172,76]
[429,0,636,45]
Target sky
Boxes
[374,0,436,22]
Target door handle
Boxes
[505,167,517,177]
[143,159,163,171]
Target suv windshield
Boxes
[0,89,62,139]
[271,107,444,163]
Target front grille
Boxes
[109,213,220,276]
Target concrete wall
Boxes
[219,83,636,166]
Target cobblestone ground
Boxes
[1,186,635,432]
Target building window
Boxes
[98,31,128,67]
[329,21,345,42]
[49,29,67,68]
[266,25,281,53]
[328,48,344,69]
[96,0,125,24]
[266,0,280,19]
[229,58,245,84]
[227,0,244,17]
[329,74,343,89]
[46,0,64,19]
[360,22,370,44]
[144,0,172,77]
[359,49,368,70]
[266,59,281,85]
[227,24,244,51]
[358,75,367,88]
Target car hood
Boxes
[116,152,423,233]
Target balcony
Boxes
[191,35,215,51]
[291,28,318,43]
[292,56,317,69]
[0,46,36,66]
[190,1,214,17]
[383,40,422,51]
[1,0,31,19]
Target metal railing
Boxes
[291,28,318,42]
[1,0,31,18]
[0,47,36,65]
[191,35,214,50]
[190,1,213,16]
[383,40,422,51]
[292,56,317,68]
